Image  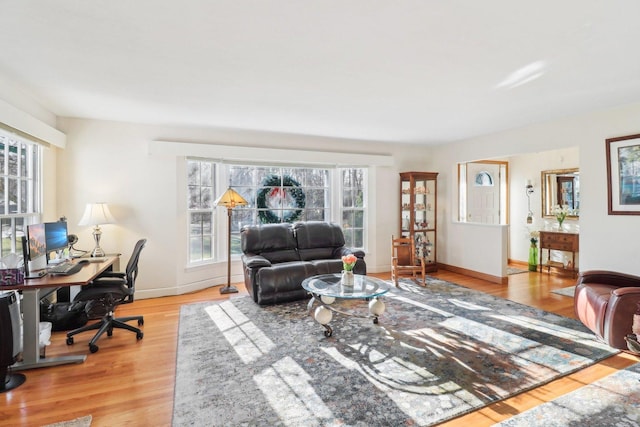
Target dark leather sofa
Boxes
[574,270,640,350]
[241,221,366,305]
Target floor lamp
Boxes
[214,188,248,294]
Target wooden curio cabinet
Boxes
[399,172,438,272]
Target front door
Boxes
[466,162,502,224]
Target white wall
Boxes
[54,118,431,298]
[4,83,640,296]
[508,147,579,263]
[432,102,640,277]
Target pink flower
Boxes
[342,254,357,271]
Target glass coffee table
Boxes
[302,273,390,337]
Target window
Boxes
[187,159,216,263]
[186,161,366,263]
[230,166,329,224]
[0,130,41,257]
[340,168,366,248]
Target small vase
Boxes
[528,244,538,272]
[342,270,354,286]
[557,220,564,230]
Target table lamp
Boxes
[78,203,115,257]
[214,188,248,294]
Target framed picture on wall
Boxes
[606,133,640,215]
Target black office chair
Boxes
[66,239,146,353]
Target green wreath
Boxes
[257,174,306,224]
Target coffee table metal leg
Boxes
[307,293,385,337]
[308,295,334,337]
[368,298,385,325]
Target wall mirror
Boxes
[541,168,580,217]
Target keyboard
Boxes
[48,262,83,276]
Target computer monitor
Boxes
[26,223,47,272]
[44,221,69,253]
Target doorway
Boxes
[458,160,508,224]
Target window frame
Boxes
[186,161,367,266]
[0,129,42,257]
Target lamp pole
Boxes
[214,187,247,294]
[221,205,238,294]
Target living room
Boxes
[2,2,640,425]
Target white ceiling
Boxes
[1,1,640,144]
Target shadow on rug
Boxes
[172,278,617,426]
[494,362,640,426]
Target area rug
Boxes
[42,415,92,427]
[172,278,617,426]
[551,286,576,297]
[494,362,640,426]
[507,267,529,275]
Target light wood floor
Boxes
[3,268,638,426]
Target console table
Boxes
[539,231,579,277]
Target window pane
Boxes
[190,237,202,262]
[201,186,213,209]
[187,161,199,185]
[202,236,212,259]
[19,180,27,214]
[201,162,213,186]
[190,213,202,236]
[20,144,27,177]
[305,189,326,208]
[8,178,17,213]
[187,186,199,209]
[229,166,254,186]
[8,142,17,176]
[353,230,364,248]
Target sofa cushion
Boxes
[294,221,345,261]
[254,261,316,305]
[308,259,344,275]
[241,223,299,263]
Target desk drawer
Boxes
[540,232,579,250]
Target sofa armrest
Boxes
[242,254,272,269]
[612,287,640,297]
[333,247,365,259]
[577,270,640,288]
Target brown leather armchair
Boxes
[574,270,640,350]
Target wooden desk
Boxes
[539,231,579,278]
[3,256,118,371]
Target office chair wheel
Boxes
[138,319,144,326]
[107,330,113,337]
[89,344,99,353]
[66,337,74,345]
[136,332,143,340]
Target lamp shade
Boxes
[78,203,116,226]
[214,188,248,208]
